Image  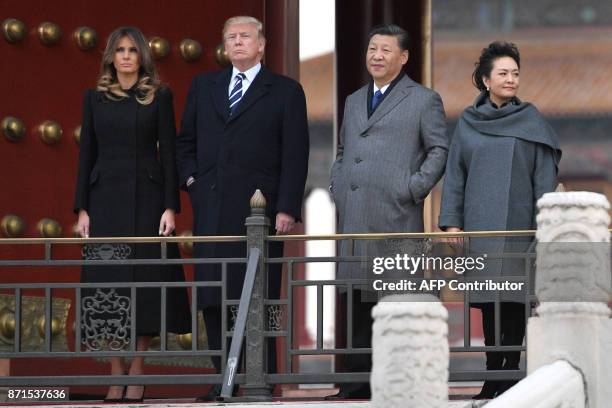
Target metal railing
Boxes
[267,229,535,386]
[0,194,539,400]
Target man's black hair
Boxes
[367,24,411,51]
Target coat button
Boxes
[360,133,368,138]
[354,157,362,163]
[211,183,216,191]
[350,184,358,191]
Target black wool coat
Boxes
[74,87,191,336]
[176,66,310,305]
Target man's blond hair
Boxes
[223,16,265,40]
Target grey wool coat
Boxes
[330,75,449,280]
[438,93,561,302]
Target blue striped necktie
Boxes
[371,89,383,110]
[229,73,246,114]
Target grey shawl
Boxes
[462,93,561,165]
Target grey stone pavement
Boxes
[1,401,487,408]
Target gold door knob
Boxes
[73,26,97,51]
[1,116,26,142]
[214,43,230,67]
[36,316,63,338]
[39,120,62,145]
[180,39,202,62]
[0,308,16,340]
[1,215,25,237]
[37,218,62,238]
[177,332,193,350]
[2,18,27,44]
[178,230,193,255]
[73,125,81,146]
[149,336,160,348]
[38,22,62,45]
[149,36,170,60]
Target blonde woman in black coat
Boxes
[74,26,190,403]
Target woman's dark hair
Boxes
[472,41,520,92]
[367,24,411,52]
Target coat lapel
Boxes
[354,86,369,131]
[227,66,272,123]
[360,75,417,134]
[212,67,233,122]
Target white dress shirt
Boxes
[373,82,391,95]
[228,62,262,97]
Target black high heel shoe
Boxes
[195,384,222,402]
[123,385,146,403]
[472,380,498,400]
[103,386,126,403]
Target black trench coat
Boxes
[74,87,190,340]
[175,66,310,306]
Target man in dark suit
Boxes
[175,15,309,400]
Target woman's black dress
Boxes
[74,86,190,350]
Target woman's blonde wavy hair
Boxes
[96,27,159,105]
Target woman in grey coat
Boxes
[439,42,561,399]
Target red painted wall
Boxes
[0,0,269,246]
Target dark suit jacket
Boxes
[176,65,309,304]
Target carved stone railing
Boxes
[486,191,611,407]
[485,360,585,408]
[370,294,448,408]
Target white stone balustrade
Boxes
[499,191,612,408]
[368,192,610,407]
[485,360,585,408]
[370,294,448,408]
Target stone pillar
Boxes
[241,189,272,401]
[370,294,448,408]
[528,192,611,407]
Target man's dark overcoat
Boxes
[176,66,310,305]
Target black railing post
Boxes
[241,189,272,401]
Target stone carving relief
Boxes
[370,295,448,408]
